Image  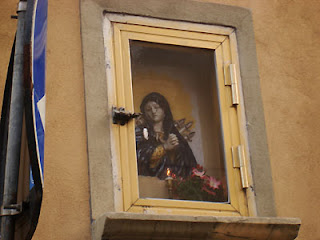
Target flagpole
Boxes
[0,1,27,239]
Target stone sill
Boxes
[97,212,301,240]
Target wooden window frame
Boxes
[104,14,254,216]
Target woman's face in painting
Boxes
[144,101,165,123]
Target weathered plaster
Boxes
[32,0,92,239]
[0,0,17,107]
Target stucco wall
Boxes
[0,0,319,239]
[199,2,320,239]
[0,0,91,239]
[32,0,91,238]
[0,0,17,96]
[31,0,91,238]
[212,1,320,239]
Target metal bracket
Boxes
[17,1,27,12]
[112,106,140,126]
[232,145,249,189]
[0,203,23,216]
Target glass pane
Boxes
[130,40,228,203]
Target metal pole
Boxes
[0,1,27,239]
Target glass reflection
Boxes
[130,40,228,202]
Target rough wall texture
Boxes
[0,0,17,98]
[0,0,91,239]
[31,0,92,239]
[0,0,319,240]
[208,1,320,239]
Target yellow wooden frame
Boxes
[109,17,252,217]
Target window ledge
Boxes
[97,212,300,240]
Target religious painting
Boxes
[130,40,228,203]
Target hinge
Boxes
[223,60,231,85]
[0,203,23,216]
[229,64,240,105]
[232,145,249,189]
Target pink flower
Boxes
[207,176,221,190]
[201,175,209,180]
[202,186,216,196]
[192,168,205,178]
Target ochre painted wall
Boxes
[0,0,319,239]
[205,1,320,239]
[0,0,17,96]
[31,0,91,238]
[0,0,91,239]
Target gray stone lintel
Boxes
[99,212,300,240]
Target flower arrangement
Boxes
[171,164,227,202]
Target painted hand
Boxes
[163,133,179,151]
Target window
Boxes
[81,1,278,227]
[104,14,253,216]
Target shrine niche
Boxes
[130,41,228,202]
[81,2,300,239]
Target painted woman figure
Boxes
[135,92,197,180]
